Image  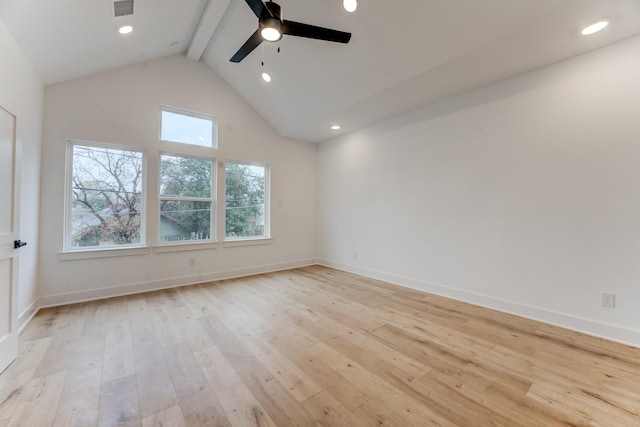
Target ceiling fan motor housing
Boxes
[264,1,282,20]
[260,1,283,41]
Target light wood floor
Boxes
[1,266,639,426]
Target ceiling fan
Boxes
[230,0,352,63]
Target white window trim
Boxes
[224,160,270,241]
[64,139,147,253]
[157,152,216,246]
[159,105,218,149]
[58,246,150,261]
[222,237,272,248]
[153,241,220,253]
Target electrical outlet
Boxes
[352,250,358,259]
[188,258,196,267]
[601,292,615,308]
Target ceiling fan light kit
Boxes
[259,1,283,41]
[260,23,281,41]
[230,0,352,63]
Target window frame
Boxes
[159,105,218,149]
[157,151,217,245]
[64,139,147,252]
[61,106,274,258]
[224,160,270,242]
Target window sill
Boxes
[57,238,271,260]
[58,246,150,261]
[222,237,272,248]
[153,241,219,253]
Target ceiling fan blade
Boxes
[230,29,263,63]
[244,0,269,19]
[282,20,351,44]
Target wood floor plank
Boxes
[3,265,640,426]
[196,314,261,374]
[194,345,277,427]
[130,318,178,419]
[0,337,52,421]
[102,319,135,383]
[94,296,130,323]
[98,374,140,427]
[162,345,231,427]
[18,307,67,341]
[149,306,189,349]
[163,305,215,352]
[480,381,576,426]
[260,324,374,411]
[351,395,442,427]
[197,314,237,347]
[176,284,219,319]
[330,329,430,380]
[286,343,372,411]
[527,380,640,426]
[141,405,186,427]
[8,371,67,427]
[31,306,86,378]
[52,340,103,427]
[238,332,323,403]
[194,281,258,333]
[300,391,365,427]
[237,364,317,426]
[77,305,108,347]
[305,339,459,426]
[371,323,533,394]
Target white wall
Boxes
[39,54,317,305]
[318,35,640,346]
[0,18,43,328]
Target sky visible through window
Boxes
[161,110,213,147]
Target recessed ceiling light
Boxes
[581,20,608,35]
[262,72,272,82]
[118,24,133,35]
[343,0,357,13]
[331,125,341,130]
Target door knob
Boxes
[14,240,27,249]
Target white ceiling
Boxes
[2,0,640,142]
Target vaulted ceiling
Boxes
[2,0,640,142]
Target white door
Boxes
[0,103,19,374]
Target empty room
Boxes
[1,0,640,425]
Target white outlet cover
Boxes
[601,292,615,308]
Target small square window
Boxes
[160,106,216,148]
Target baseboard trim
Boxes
[39,258,316,308]
[317,258,640,348]
[18,300,40,333]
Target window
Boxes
[225,162,269,240]
[160,154,214,242]
[67,140,145,249]
[64,106,272,254]
[160,106,216,148]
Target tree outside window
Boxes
[225,162,268,239]
[69,142,145,248]
[160,154,214,242]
